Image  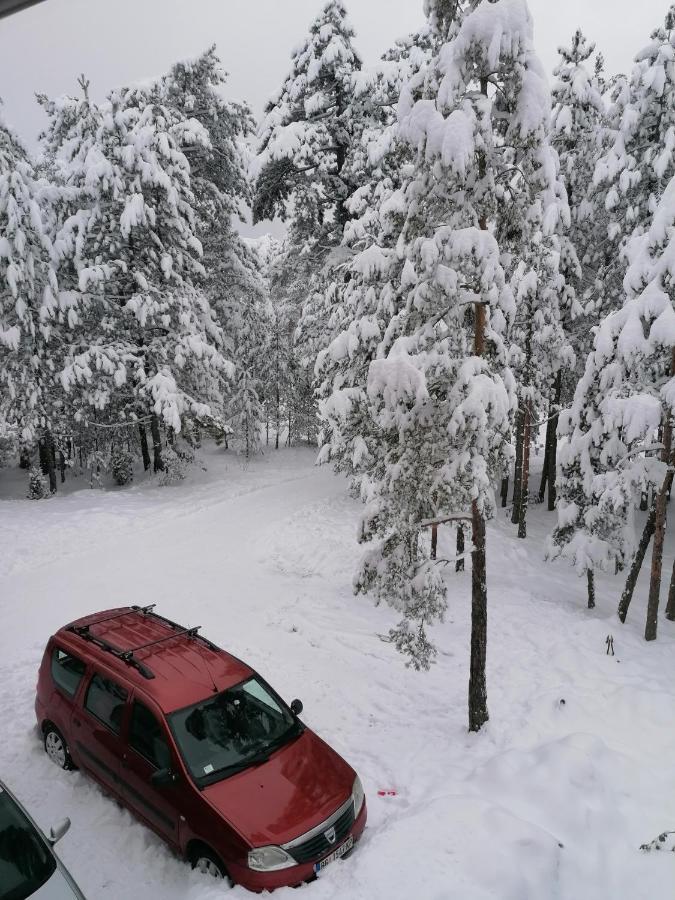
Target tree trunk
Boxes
[618,503,657,623]
[538,442,550,503]
[500,475,509,508]
[664,554,675,621]
[645,402,673,641]
[456,525,465,573]
[511,408,524,525]
[39,432,57,493]
[547,372,562,512]
[275,331,281,451]
[59,451,66,484]
[468,74,490,734]
[150,414,164,473]
[469,500,488,732]
[139,424,151,471]
[587,568,595,609]
[517,405,531,539]
[19,447,31,469]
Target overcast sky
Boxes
[0,0,668,234]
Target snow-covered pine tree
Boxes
[461,11,576,540]
[550,174,675,633]
[40,78,230,471]
[592,7,675,326]
[158,48,268,455]
[542,30,608,509]
[247,236,286,448]
[253,0,362,243]
[0,109,59,487]
[316,25,437,495]
[253,1,368,444]
[158,46,252,245]
[345,0,575,732]
[223,238,269,458]
[551,31,607,311]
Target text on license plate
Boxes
[314,835,354,873]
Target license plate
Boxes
[313,835,354,873]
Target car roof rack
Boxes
[66,605,220,680]
[66,626,156,679]
[68,604,157,634]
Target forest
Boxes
[3,0,675,734]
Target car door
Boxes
[74,669,128,798]
[119,696,181,848]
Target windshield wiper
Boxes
[204,749,272,782]
[200,723,305,785]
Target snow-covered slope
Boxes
[1,448,674,899]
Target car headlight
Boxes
[247,845,295,872]
[352,774,365,817]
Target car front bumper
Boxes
[230,799,367,893]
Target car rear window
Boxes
[84,674,128,734]
[51,647,86,697]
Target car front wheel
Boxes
[43,724,74,770]
[190,846,230,885]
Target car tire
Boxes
[43,724,75,770]
[189,845,230,884]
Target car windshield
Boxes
[0,786,56,900]
[169,677,302,785]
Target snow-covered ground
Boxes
[1,447,674,899]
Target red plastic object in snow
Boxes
[377,790,398,796]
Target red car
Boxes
[35,606,367,892]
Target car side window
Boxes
[84,673,128,734]
[51,647,86,697]
[128,701,171,770]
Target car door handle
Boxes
[73,718,81,728]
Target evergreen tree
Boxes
[592,7,675,322]
[0,109,59,480]
[536,31,608,509]
[40,78,229,469]
[253,1,368,443]
[550,173,675,632]
[159,48,266,456]
[316,26,437,491]
[224,239,268,458]
[253,0,362,243]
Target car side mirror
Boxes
[49,817,71,845]
[150,768,178,788]
[290,699,303,716]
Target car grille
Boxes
[287,801,355,864]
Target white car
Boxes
[0,779,86,899]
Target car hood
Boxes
[202,729,353,847]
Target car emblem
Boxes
[324,826,336,845]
